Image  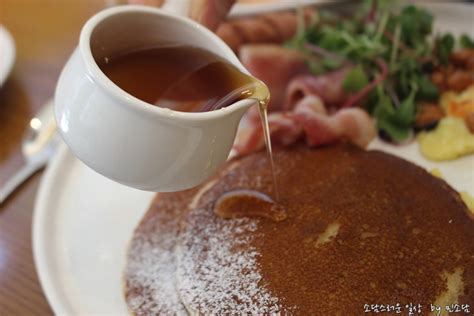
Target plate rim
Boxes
[32,143,75,315]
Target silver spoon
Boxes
[0,99,59,204]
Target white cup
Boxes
[55,5,255,191]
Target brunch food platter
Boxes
[34,2,474,315]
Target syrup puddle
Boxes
[214,189,287,222]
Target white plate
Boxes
[33,3,474,315]
[0,25,16,87]
[34,141,154,314]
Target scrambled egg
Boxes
[419,85,474,161]
[418,117,474,161]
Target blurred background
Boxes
[1,2,116,314]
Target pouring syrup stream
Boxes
[209,77,280,202]
[254,83,280,202]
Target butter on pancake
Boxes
[125,144,474,314]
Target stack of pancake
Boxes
[124,144,474,314]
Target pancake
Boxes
[124,189,196,315]
[124,178,224,315]
[124,144,474,314]
[175,144,474,314]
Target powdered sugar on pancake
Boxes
[126,225,185,315]
[124,191,196,315]
[124,171,235,314]
[176,159,283,314]
[177,214,282,314]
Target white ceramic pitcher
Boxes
[55,5,256,191]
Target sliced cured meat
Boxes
[294,106,376,148]
[234,112,303,156]
[234,95,376,156]
[285,68,352,111]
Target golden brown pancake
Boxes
[125,144,474,315]
[176,145,474,314]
